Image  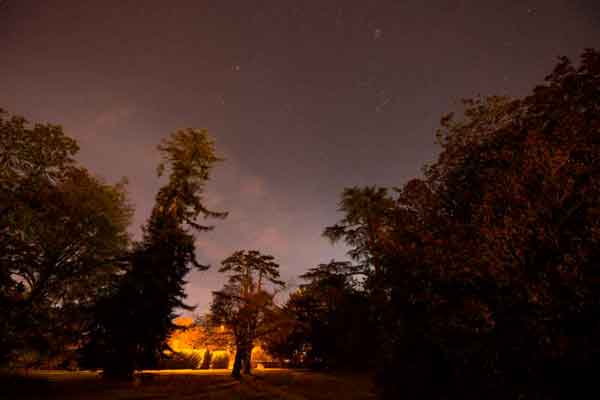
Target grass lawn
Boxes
[2,369,376,400]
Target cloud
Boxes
[253,226,289,256]
[195,236,230,266]
[74,104,139,143]
[204,191,225,210]
[92,105,137,128]
[239,175,266,199]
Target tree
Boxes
[322,187,397,374]
[211,250,284,378]
[83,128,226,379]
[265,260,373,370]
[0,109,132,366]
[376,49,600,399]
[324,187,395,287]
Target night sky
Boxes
[1,0,598,313]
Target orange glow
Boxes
[166,319,275,369]
[173,317,194,327]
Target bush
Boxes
[158,351,202,369]
[210,351,229,369]
[199,349,212,369]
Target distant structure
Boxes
[164,317,277,369]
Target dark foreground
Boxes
[3,369,375,400]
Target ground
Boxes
[3,369,376,400]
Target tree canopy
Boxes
[82,128,226,379]
[372,49,600,400]
[0,109,133,367]
[212,249,284,378]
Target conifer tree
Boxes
[84,129,226,379]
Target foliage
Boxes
[158,351,203,369]
[209,351,230,369]
[323,187,395,288]
[82,129,226,379]
[211,250,284,377]
[0,109,132,367]
[264,260,373,370]
[199,349,212,369]
[370,49,600,399]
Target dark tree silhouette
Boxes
[82,129,226,380]
[211,250,284,378]
[265,260,373,370]
[0,109,132,367]
[374,49,600,400]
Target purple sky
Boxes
[1,0,598,314]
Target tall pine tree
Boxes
[83,129,226,379]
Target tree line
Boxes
[0,118,228,379]
[2,49,600,399]
[251,49,600,399]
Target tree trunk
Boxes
[231,346,244,379]
[103,343,136,381]
[103,360,135,381]
[243,343,252,375]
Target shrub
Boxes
[158,351,202,369]
[210,351,229,369]
[199,349,212,369]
